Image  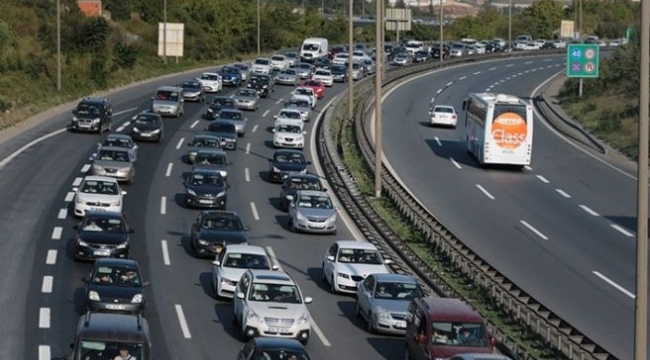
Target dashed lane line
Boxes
[275,98,284,104]
[246,143,251,154]
[505,64,514,67]
[42,276,53,293]
[488,67,497,71]
[39,308,50,328]
[38,345,50,360]
[65,192,75,202]
[520,220,549,240]
[611,224,634,237]
[245,168,250,182]
[160,196,167,215]
[190,120,200,129]
[445,81,453,87]
[593,271,635,298]
[165,162,174,177]
[46,250,57,265]
[176,138,185,150]
[116,126,125,132]
[458,76,467,80]
[175,304,192,339]
[555,189,571,198]
[536,175,550,184]
[473,71,481,75]
[476,184,495,200]
[161,240,171,266]
[252,125,258,133]
[434,137,442,147]
[579,205,600,217]
[57,208,67,219]
[80,164,90,173]
[72,177,83,186]
[450,157,461,169]
[51,227,62,240]
[262,110,270,117]
[250,202,260,220]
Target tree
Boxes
[521,0,563,39]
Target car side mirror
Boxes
[81,276,89,283]
[121,190,127,195]
[271,264,280,270]
[286,195,294,201]
[69,343,75,349]
[150,97,154,101]
[490,336,498,347]
[267,159,272,162]
[142,281,151,287]
[272,129,276,133]
[304,296,313,304]
[72,110,76,114]
[273,115,277,119]
[129,229,135,234]
[72,187,79,192]
[327,255,335,262]
[384,258,393,264]
[302,131,307,135]
[236,292,245,299]
[212,260,221,266]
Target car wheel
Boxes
[290,219,297,233]
[239,318,248,341]
[321,266,327,284]
[127,170,135,185]
[329,275,337,293]
[355,301,362,318]
[367,311,375,333]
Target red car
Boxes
[302,79,325,99]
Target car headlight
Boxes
[296,212,306,221]
[207,108,214,113]
[198,239,209,245]
[263,85,268,89]
[150,129,160,134]
[72,116,78,122]
[92,118,100,123]
[88,290,100,301]
[272,167,281,173]
[297,312,310,325]
[328,213,337,222]
[246,83,252,88]
[186,188,197,196]
[337,272,350,279]
[92,165,103,172]
[76,196,85,204]
[111,199,121,207]
[220,170,228,178]
[216,191,226,197]
[299,168,307,174]
[132,127,140,133]
[131,294,143,304]
[116,241,128,249]
[375,306,390,319]
[77,239,88,247]
[247,309,262,322]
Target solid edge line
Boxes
[310,317,332,347]
[0,128,67,171]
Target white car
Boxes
[273,118,305,149]
[274,108,304,123]
[270,54,288,71]
[332,53,349,65]
[212,245,277,299]
[311,69,334,87]
[321,240,392,294]
[428,104,457,127]
[73,176,126,217]
[197,72,223,93]
[252,58,271,74]
[233,269,313,344]
[291,87,317,109]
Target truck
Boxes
[300,37,329,63]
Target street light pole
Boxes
[634,0,650,359]
[257,0,261,55]
[56,0,61,91]
[374,0,383,198]
[439,0,443,62]
[508,0,512,52]
[348,0,354,121]
[163,0,167,64]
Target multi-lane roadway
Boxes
[380,54,644,360]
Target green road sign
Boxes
[566,44,599,78]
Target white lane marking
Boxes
[246,143,251,154]
[0,128,66,170]
[262,110,270,117]
[524,165,533,171]
[39,308,50,328]
[46,250,57,265]
[245,168,250,182]
[265,246,283,271]
[116,126,125,132]
[543,58,553,62]
[436,89,442,94]
[65,191,75,202]
[449,157,461,169]
[276,98,284,104]
[476,184,495,200]
[536,175,550,184]
[165,162,173,177]
[434,137,442,146]
[555,189,571,198]
[520,220,549,240]
[175,304,192,338]
[38,345,51,360]
[473,71,481,75]
[445,81,453,87]
[524,61,533,64]
[579,205,600,217]
[493,82,500,86]
[252,125,258,133]
[42,276,53,293]
[72,177,83,186]
[176,138,185,150]
[611,224,634,237]
[488,67,497,71]
[310,319,332,347]
[161,240,171,266]
[250,202,260,220]
[51,227,63,240]
[122,120,132,128]
[459,76,467,80]
[593,271,635,298]
[160,196,167,215]
[57,208,67,219]
[80,164,90,173]
[518,72,523,75]
[190,120,200,129]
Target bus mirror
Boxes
[462,100,467,110]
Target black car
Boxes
[190,210,249,258]
[220,66,242,87]
[74,211,134,261]
[83,258,149,314]
[184,168,228,209]
[313,57,331,70]
[431,43,450,59]
[206,120,238,150]
[279,173,324,211]
[131,111,164,142]
[180,79,206,102]
[413,50,430,62]
[206,96,236,120]
[192,149,230,181]
[237,337,311,360]
[329,65,348,83]
[268,149,311,183]
[246,74,274,98]
[70,97,113,133]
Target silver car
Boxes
[232,89,260,111]
[99,133,138,162]
[287,190,337,234]
[295,62,314,79]
[151,86,184,117]
[284,51,300,67]
[284,97,312,122]
[356,273,424,335]
[186,134,222,164]
[232,63,251,82]
[214,108,247,136]
[363,59,376,75]
[90,145,136,184]
[275,69,300,86]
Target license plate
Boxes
[268,327,287,333]
[310,223,325,228]
[199,199,213,204]
[94,249,111,256]
[140,133,151,137]
[106,304,126,310]
[394,321,406,328]
[89,207,107,212]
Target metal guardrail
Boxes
[316,50,616,360]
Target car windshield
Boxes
[188,172,224,186]
[77,341,142,360]
[200,215,243,231]
[299,63,312,70]
[80,180,119,195]
[296,194,332,209]
[223,253,270,269]
[254,58,270,65]
[276,124,302,134]
[97,150,130,162]
[155,90,179,101]
[134,114,159,125]
[76,103,100,115]
[315,70,330,76]
[237,90,257,97]
[212,98,234,107]
[200,74,219,81]
[431,322,488,347]
[194,153,227,166]
[103,137,132,148]
[434,107,454,114]
[250,76,269,85]
[286,178,321,190]
[282,69,297,75]
[271,56,285,61]
[208,123,236,133]
[337,248,383,264]
[302,43,319,51]
[191,137,220,148]
[304,81,321,87]
[285,52,298,58]
[219,111,243,121]
[374,281,422,300]
[279,111,301,119]
[294,88,312,96]
[91,265,141,287]
[287,100,309,108]
[274,152,305,164]
[222,67,239,74]
[81,216,126,233]
[249,283,302,303]
[254,350,311,360]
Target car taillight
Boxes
[451,114,457,119]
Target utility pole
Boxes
[348,0,354,121]
[56,0,61,91]
[163,0,167,64]
[508,0,512,52]
[257,0,261,55]
[439,0,443,62]
[374,0,383,198]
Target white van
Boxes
[273,117,305,149]
[300,38,329,63]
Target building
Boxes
[77,0,102,17]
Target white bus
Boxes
[404,40,424,54]
[462,93,533,167]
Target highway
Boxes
[0,67,405,360]
[380,54,645,360]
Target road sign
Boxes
[566,44,599,78]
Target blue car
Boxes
[219,66,242,87]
